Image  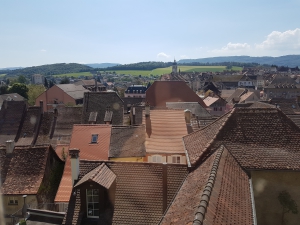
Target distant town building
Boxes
[172,59,178,74]
[31,74,45,84]
[124,84,148,98]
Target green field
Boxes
[0,74,6,77]
[53,72,93,78]
[108,66,243,76]
[51,66,243,78]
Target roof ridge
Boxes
[193,145,225,225]
[90,163,105,180]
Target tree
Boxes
[44,78,49,88]
[17,75,27,84]
[60,77,70,84]
[278,190,298,225]
[0,85,8,95]
[49,80,55,88]
[27,85,46,105]
[8,83,29,99]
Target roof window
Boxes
[91,134,98,143]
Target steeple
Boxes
[172,58,178,74]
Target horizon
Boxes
[1,0,300,68]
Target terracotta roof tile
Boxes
[1,146,50,194]
[74,163,116,189]
[143,110,188,154]
[146,81,206,107]
[63,161,188,225]
[55,124,111,202]
[161,146,253,225]
[184,107,300,170]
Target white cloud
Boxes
[157,52,170,59]
[180,55,189,59]
[208,42,251,55]
[255,28,300,50]
[40,49,46,52]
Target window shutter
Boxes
[148,156,152,162]
[181,156,186,164]
[167,156,172,163]
[162,156,166,163]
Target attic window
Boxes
[91,134,98,143]
[8,197,18,205]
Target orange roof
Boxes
[143,110,188,154]
[55,124,112,202]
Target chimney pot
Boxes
[184,109,191,124]
[5,140,15,154]
[69,148,80,185]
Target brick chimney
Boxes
[69,148,80,186]
[145,102,150,117]
[5,140,15,154]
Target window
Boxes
[152,155,162,163]
[91,134,98,143]
[172,156,181,164]
[86,189,99,218]
[8,197,18,205]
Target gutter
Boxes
[249,178,257,225]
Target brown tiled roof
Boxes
[161,146,253,225]
[184,107,300,170]
[109,125,146,158]
[55,124,111,202]
[35,112,54,145]
[16,106,41,146]
[49,106,83,147]
[270,98,300,115]
[226,88,247,103]
[143,110,188,154]
[0,101,27,145]
[82,92,124,125]
[145,81,206,107]
[63,161,188,225]
[1,146,50,194]
[74,163,116,189]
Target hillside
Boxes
[86,63,120,68]
[2,63,93,77]
[178,55,300,67]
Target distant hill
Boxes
[86,63,120,68]
[178,55,300,67]
[2,63,93,77]
[0,67,23,70]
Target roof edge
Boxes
[192,145,225,225]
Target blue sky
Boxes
[1,0,300,67]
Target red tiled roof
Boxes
[63,161,188,225]
[143,110,188,154]
[54,124,111,202]
[184,107,300,170]
[1,146,51,195]
[161,146,253,225]
[74,163,116,189]
[146,81,206,107]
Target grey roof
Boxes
[56,84,90,100]
[109,125,146,158]
[0,93,24,104]
[266,74,300,89]
[166,102,211,118]
[82,92,124,125]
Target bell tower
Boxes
[172,59,177,74]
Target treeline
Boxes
[1,63,93,77]
[179,62,264,67]
[97,61,173,71]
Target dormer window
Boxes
[91,134,98,143]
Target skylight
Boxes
[91,134,98,143]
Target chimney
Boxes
[3,100,7,109]
[184,109,191,124]
[40,100,44,115]
[145,102,150,117]
[132,107,136,125]
[5,140,15,154]
[95,79,98,92]
[69,148,80,186]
